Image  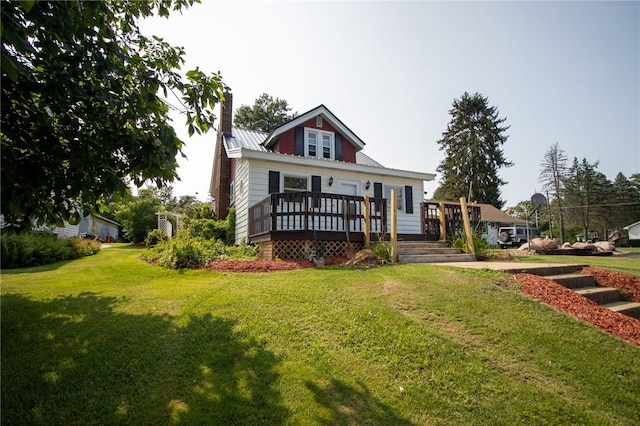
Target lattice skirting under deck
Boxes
[258,240,364,260]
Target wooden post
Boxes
[438,202,446,241]
[391,188,398,263]
[459,196,476,258]
[363,195,371,249]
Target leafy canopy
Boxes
[1,0,225,230]
[433,92,512,209]
[234,93,296,133]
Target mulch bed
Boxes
[506,271,640,346]
[204,257,347,273]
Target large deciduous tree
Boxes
[433,92,512,208]
[234,93,296,133]
[1,0,225,230]
[538,142,568,243]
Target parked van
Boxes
[497,225,539,249]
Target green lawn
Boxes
[2,245,639,425]
[512,247,640,277]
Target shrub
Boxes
[145,229,168,247]
[370,240,391,262]
[225,206,236,246]
[451,232,490,260]
[180,218,226,241]
[0,232,100,269]
[145,236,226,269]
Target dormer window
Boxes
[305,128,334,160]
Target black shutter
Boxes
[374,182,383,199]
[373,182,383,212]
[311,175,321,207]
[335,133,343,161]
[295,127,304,156]
[311,175,321,192]
[405,185,414,214]
[268,171,280,194]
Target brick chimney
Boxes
[220,90,233,135]
[211,89,233,219]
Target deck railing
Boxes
[248,192,387,238]
[421,201,481,241]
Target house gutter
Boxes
[226,147,436,182]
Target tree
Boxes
[1,0,225,230]
[113,191,161,243]
[611,173,640,229]
[538,142,568,243]
[234,93,296,133]
[433,92,512,208]
[563,158,611,241]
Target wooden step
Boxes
[601,301,640,320]
[547,273,596,289]
[574,287,622,305]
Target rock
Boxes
[562,242,573,249]
[518,241,544,252]
[532,237,558,250]
[593,241,615,252]
[572,242,595,250]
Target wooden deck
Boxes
[248,192,387,243]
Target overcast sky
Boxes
[140,1,639,208]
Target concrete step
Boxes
[547,273,596,289]
[397,241,449,248]
[398,247,465,255]
[574,286,622,305]
[398,253,476,264]
[518,264,586,277]
[601,301,640,320]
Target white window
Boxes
[229,180,235,205]
[384,185,404,211]
[305,128,334,160]
[283,175,308,193]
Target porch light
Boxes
[328,176,334,186]
[365,180,371,190]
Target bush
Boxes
[0,232,100,269]
[225,206,236,246]
[145,229,168,247]
[451,232,490,260]
[144,236,227,269]
[370,240,391,262]
[180,218,227,241]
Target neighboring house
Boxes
[476,203,527,247]
[623,221,640,240]
[50,214,120,242]
[209,92,436,258]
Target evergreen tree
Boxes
[434,92,512,208]
[563,158,610,241]
[611,173,640,229]
[234,93,296,133]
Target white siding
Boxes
[628,223,640,240]
[233,157,252,244]
[237,159,426,241]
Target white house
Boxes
[51,214,120,242]
[209,92,439,259]
[623,221,640,240]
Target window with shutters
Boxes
[305,128,334,160]
[384,185,404,211]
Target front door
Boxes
[338,181,359,232]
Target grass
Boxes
[2,245,639,425]
[511,247,640,277]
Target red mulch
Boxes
[507,272,640,346]
[204,257,348,273]
[582,267,640,303]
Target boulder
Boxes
[518,241,544,252]
[593,241,615,252]
[532,237,558,251]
